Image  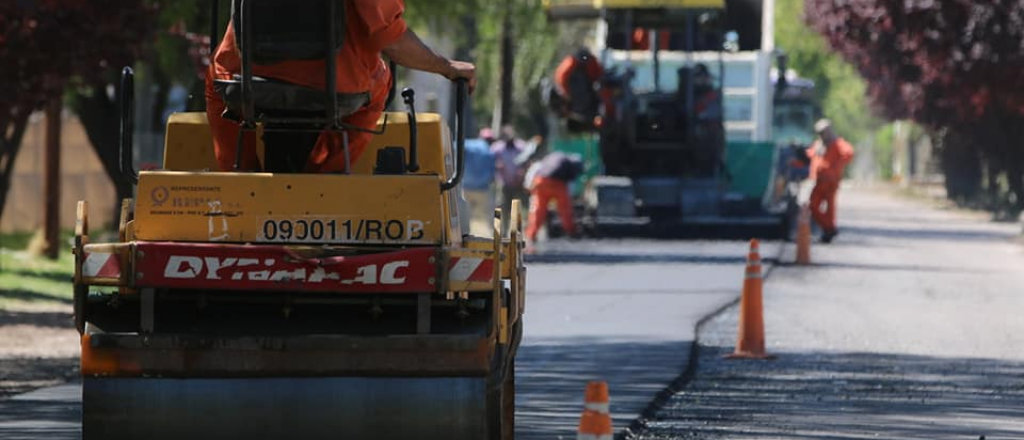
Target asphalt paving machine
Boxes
[545,0,808,237]
[72,2,525,439]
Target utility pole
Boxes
[498,0,514,126]
[43,94,61,260]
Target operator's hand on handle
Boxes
[383,29,476,94]
[445,60,477,94]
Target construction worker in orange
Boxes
[806,119,855,243]
[525,152,584,243]
[552,48,606,131]
[205,0,476,172]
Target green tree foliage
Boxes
[406,0,569,132]
[774,0,882,143]
[806,0,1024,208]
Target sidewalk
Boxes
[635,186,1024,439]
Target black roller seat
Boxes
[214,0,371,173]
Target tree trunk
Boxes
[498,0,514,126]
[0,110,31,219]
[984,153,1000,208]
[73,83,133,227]
[43,95,62,260]
[939,129,981,203]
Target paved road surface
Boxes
[517,240,779,439]
[0,239,778,439]
[636,187,1024,439]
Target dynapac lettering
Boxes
[163,255,411,285]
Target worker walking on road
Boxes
[806,119,855,243]
[525,152,584,242]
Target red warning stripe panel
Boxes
[448,257,495,282]
[82,252,121,279]
[133,242,438,293]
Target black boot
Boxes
[820,229,839,244]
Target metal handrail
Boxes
[119,67,138,185]
[401,88,420,173]
[441,79,468,192]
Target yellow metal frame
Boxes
[132,171,447,245]
[163,112,451,176]
[75,107,526,341]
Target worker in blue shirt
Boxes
[463,128,497,235]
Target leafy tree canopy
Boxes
[805,0,1024,128]
[775,0,882,142]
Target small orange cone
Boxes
[796,205,812,265]
[726,239,774,360]
[577,381,613,440]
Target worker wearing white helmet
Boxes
[805,119,855,243]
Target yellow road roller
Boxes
[72,2,525,439]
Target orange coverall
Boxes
[807,138,855,233]
[526,177,576,242]
[205,0,407,172]
[554,53,616,122]
[553,53,603,99]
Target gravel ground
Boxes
[635,186,1024,439]
[0,305,79,398]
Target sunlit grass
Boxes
[0,233,75,309]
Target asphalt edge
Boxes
[620,243,789,440]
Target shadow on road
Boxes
[775,261,995,274]
[0,310,73,329]
[0,340,692,440]
[0,289,71,305]
[0,385,81,440]
[525,253,757,265]
[0,358,79,399]
[516,338,692,440]
[638,345,1024,439]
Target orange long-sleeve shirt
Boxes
[807,137,855,182]
[205,0,407,172]
[553,54,603,98]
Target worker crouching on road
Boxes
[525,152,584,243]
[806,119,854,243]
[205,0,476,172]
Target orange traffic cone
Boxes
[796,205,812,265]
[577,381,613,440]
[726,239,774,360]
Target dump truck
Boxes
[544,0,810,238]
[73,2,525,439]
